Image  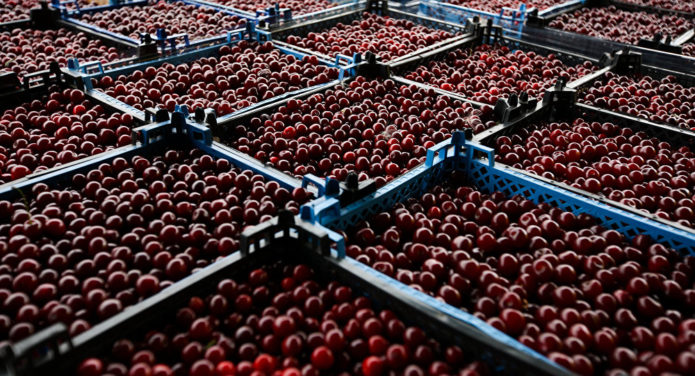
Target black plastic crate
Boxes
[0,2,138,91]
[68,28,345,125]
[0,70,158,186]
[0,212,571,376]
[524,1,695,74]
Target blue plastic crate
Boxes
[303,130,695,256]
[295,129,695,376]
[67,27,349,124]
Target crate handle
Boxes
[299,197,341,227]
[0,323,71,374]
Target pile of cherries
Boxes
[341,173,695,375]
[442,0,570,13]
[284,12,455,62]
[681,42,694,57]
[205,0,336,15]
[0,28,126,79]
[620,0,695,13]
[578,72,695,129]
[0,0,99,22]
[403,44,596,104]
[0,0,40,22]
[75,0,246,41]
[0,87,135,184]
[0,149,311,343]
[549,6,693,45]
[226,77,493,187]
[77,263,489,376]
[495,118,695,228]
[92,42,339,116]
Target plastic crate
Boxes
[185,0,367,28]
[417,0,532,37]
[464,85,695,236]
[49,0,148,17]
[204,73,493,200]
[0,116,320,354]
[391,17,598,74]
[0,110,308,198]
[0,70,165,187]
[66,27,349,124]
[0,210,571,376]
[524,3,695,73]
[59,0,252,52]
[0,3,139,86]
[605,0,695,19]
[266,2,472,65]
[562,48,695,130]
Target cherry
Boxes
[310,346,334,370]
